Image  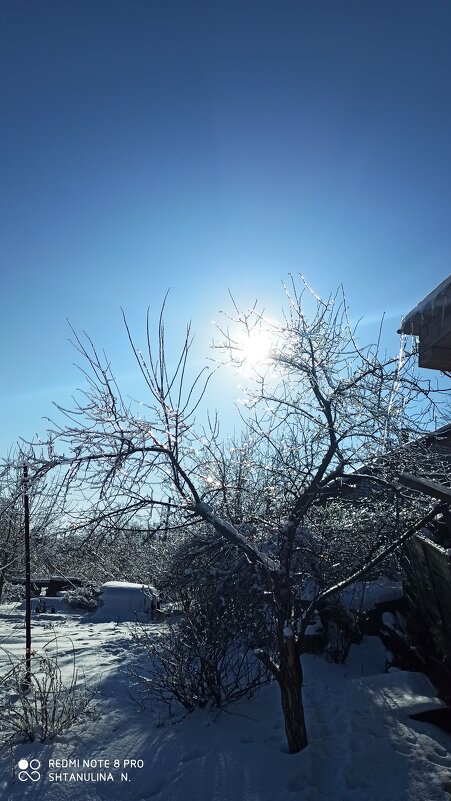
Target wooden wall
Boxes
[403,534,451,663]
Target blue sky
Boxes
[1,1,451,454]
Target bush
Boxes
[63,585,99,611]
[321,599,362,664]
[157,530,273,647]
[129,530,274,717]
[0,581,25,603]
[132,615,270,716]
[0,646,98,745]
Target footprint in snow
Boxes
[423,748,451,768]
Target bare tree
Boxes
[20,279,449,753]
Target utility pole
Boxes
[23,463,31,688]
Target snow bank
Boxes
[1,603,450,801]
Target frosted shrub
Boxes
[129,532,274,715]
[63,585,99,611]
[0,649,98,744]
[0,581,25,603]
[132,615,270,716]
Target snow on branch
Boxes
[193,502,280,573]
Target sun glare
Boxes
[237,328,273,368]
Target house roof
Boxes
[398,274,451,369]
[399,472,451,503]
[399,274,451,336]
[321,422,451,502]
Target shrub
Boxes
[63,585,99,611]
[0,646,97,745]
[129,529,274,717]
[132,615,270,716]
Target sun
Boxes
[236,328,273,368]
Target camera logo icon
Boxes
[17,759,41,781]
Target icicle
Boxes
[383,332,407,449]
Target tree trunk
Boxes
[0,568,5,603]
[278,636,308,753]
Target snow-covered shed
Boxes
[89,581,158,623]
[399,274,451,370]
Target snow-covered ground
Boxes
[0,599,450,801]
